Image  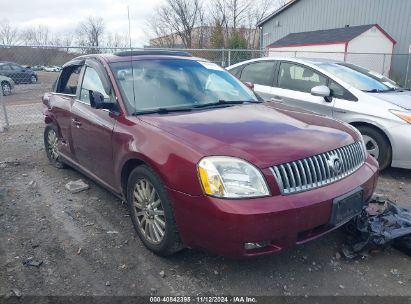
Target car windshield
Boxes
[110,59,258,114]
[317,62,401,92]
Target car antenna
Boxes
[127,5,136,108]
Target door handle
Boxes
[71,118,82,128]
[334,109,347,114]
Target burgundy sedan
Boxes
[42,51,379,257]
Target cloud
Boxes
[2,0,165,46]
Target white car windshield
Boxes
[318,63,400,92]
[110,59,258,114]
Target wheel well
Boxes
[121,159,146,196]
[1,81,10,86]
[349,122,391,146]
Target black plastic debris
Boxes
[22,258,43,268]
[342,195,411,258]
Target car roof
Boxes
[84,50,206,64]
[227,57,345,68]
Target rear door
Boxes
[50,63,84,160]
[238,60,277,100]
[70,60,118,186]
[271,61,334,116]
[9,64,29,83]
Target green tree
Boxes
[211,20,225,48]
[227,30,247,49]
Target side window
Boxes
[229,65,244,78]
[56,66,81,95]
[329,81,345,98]
[278,62,327,93]
[240,61,275,86]
[79,66,110,104]
[1,64,12,71]
[10,64,22,71]
[328,80,357,101]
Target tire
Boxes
[1,82,11,96]
[30,75,37,84]
[44,125,67,169]
[357,125,391,170]
[127,165,183,256]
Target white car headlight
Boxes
[197,156,270,198]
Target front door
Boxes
[239,60,277,100]
[71,64,117,186]
[271,61,334,116]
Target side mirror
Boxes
[311,85,333,102]
[244,81,254,90]
[89,90,117,111]
[311,85,331,97]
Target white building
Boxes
[267,24,396,76]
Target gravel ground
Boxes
[1,124,411,297]
[3,71,58,106]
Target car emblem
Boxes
[328,155,343,174]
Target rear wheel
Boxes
[357,125,391,170]
[1,82,11,96]
[44,125,66,169]
[127,165,183,256]
[30,75,37,84]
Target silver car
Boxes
[1,75,15,96]
[227,57,411,170]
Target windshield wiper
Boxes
[132,107,192,115]
[193,100,261,109]
[363,88,396,93]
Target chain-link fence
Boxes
[0,45,410,130]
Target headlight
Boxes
[197,156,270,198]
[390,110,411,124]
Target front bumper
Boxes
[389,123,411,169]
[168,156,378,257]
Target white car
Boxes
[227,57,411,170]
[44,66,61,72]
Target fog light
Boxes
[244,241,271,250]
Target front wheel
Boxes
[127,165,183,256]
[357,125,391,170]
[44,125,66,169]
[1,82,11,96]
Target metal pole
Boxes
[0,89,10,131]
[382,54,386,75]
[222,48,225,67]
[405,53,410,89]
[228,49,231,67]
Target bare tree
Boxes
[147,0,201,48]
[106,32,128,51]
[21,25,50,46]
[0,20,19,45]
[76,16,105,48]
[246,0,279,48]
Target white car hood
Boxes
[370,90,411,110]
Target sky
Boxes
[1,0,165,47]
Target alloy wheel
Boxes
[31,75,37,84]
[133,178,166,244]
[47,129,59,161]
[2,83,11,96]
[362,135,380,159]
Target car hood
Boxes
[370,90,411,110]
[139,103,358,168]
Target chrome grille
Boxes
[271,142,366,195]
